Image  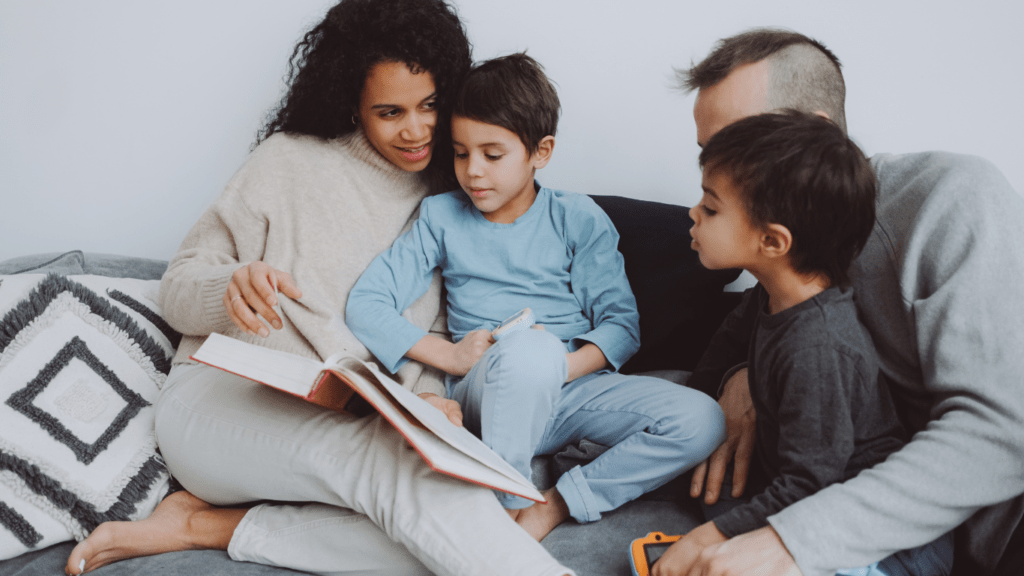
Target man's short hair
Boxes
[453,52,560,154]
[679,28,847,133]
[699,110,875,288]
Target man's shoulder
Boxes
[868,151,1022,260]
[871,151,1015,208]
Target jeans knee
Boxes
[487,329,566,393]
[656,387,726,458]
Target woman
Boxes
[65,1,572,575]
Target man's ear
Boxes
[813,110,831,122]
[531,135,556,169]
[759,223,792,259]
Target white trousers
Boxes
[154,363,572,576]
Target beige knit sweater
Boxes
[159,130,447,396]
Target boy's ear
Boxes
[531,136,556,169]
[759,223,792,259]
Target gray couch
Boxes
[0,195,740,576]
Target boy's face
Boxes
[451,116,549,224]
[689,167,764,270]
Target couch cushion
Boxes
[0,274,179,560]
[590,195,740,373]
[0,252,169,281]
[0,252,87,276]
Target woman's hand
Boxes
[418,393,463,426]
[690,367,756,504]
[224,262,302,337]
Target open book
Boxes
[191,333,544,502]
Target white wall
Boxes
[2,0,1021,262]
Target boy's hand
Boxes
[564,343,608,382]
[651,522,727,576]
[447,329,494,376]
[418,393,463,426]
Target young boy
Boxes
[346,53,724,540]
[652,111,952,575]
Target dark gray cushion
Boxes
[0,252,168,281]
[0,251,87,275]
[589,196,741,373]
[0,542,310,576]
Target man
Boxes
[679,29,1024,576]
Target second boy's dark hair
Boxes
[453,53,560,154]
[699,111,876,288]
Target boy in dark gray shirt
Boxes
[652,111,952,576]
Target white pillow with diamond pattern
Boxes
[0,274,177,560]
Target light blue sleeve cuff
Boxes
[570,323,640,371]
[372,323,429,374]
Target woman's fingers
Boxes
[276,270,303,300]
[225,263,301,336]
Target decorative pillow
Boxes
[0,273,180,560]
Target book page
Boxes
[396,415,547,498]
[191,333,323,396]
[339,359,539,496]
[192,334,542,501]
[332,359,543,501]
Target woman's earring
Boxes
[351,115,359,125]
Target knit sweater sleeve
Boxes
[768,152,1024,575]
[159,182,263,337]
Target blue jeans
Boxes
[701,468,954,576]
[447,329,726,523]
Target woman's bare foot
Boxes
[64,490,247,575]
[513,488,570,541]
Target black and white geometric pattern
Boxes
[0,274,179,560]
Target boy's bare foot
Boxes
[513,488,570,541]
[64,490,247,575]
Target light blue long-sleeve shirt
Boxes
[347,186,640,374]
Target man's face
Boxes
[692,60,770,147]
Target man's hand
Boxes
[690,368,756,504]
[687,526,801,576]
[651,522,727,576]
[418,393,463,426]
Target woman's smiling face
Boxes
[357,60,438,172]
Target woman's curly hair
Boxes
[256,0,472,191]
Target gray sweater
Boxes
[766,152,1024,575]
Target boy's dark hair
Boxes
[699,111,875,288]
[453,53,560,154]
[678,28,847,134]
